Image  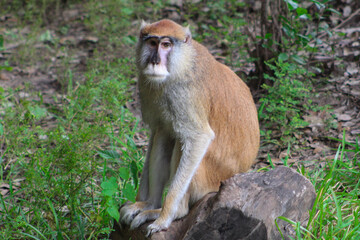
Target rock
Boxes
[343,6,352,17]
[303,115,324,128]
[59,36,77,45]
[168,0,183,7]
[62,9,80,22]
[351,89,360,97]
[337,114,352,121]
[351,129,360,135]
[346,63,359,76]
[111,167,316,240]
[0,72,12,81]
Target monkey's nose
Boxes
[150,53,161,65]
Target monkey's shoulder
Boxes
[192,41,215,62]
[192,41,242,80]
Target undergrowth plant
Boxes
[0,34,12,72]
[258,60,312,144]
[255,0,341,144]
[247,0,340,77]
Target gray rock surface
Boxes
[111,167,316,240]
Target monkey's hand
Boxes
[146,216,172,236]
[119,201,152,225]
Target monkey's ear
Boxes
[140,20,148,30]
[184,25,192,44]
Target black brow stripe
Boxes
[142,35,179,43]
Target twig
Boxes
[312,8,360,42]
[332,8,360,31]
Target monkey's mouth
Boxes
[143,64,170,82]
[144,74,169,83]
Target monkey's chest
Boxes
[140,95,172,128]
[140,92,194,134]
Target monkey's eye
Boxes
[148,40,158,47]
[161,42,172,49]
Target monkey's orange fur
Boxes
[120,19,260,235]
[140,19,188,41]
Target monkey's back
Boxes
[189,41,260,201]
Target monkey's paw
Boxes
[119,206,140,225]
[130,209,161,230]
[119,202,149,225]
[145,218,171,237]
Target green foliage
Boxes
[101,177,121,220]
[258,60,312,143]
[254,0,343,144]
[0,34,13,72]
[262,0,340,67]
[97,109,143,221]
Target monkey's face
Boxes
[139,36,174,83]
[137,20,194,84]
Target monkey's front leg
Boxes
[119,129,173,225]
[147,129,215,235]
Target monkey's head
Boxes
[136,19,194,84]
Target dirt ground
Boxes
[0,2,359,171]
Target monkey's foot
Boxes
[146,217,172,237]
[119,201,152,225]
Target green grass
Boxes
[0,0,359,239]
[0,56,144,238]
[273,135,360,239]
[305,139,360,239]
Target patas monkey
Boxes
[119,19,260,235]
